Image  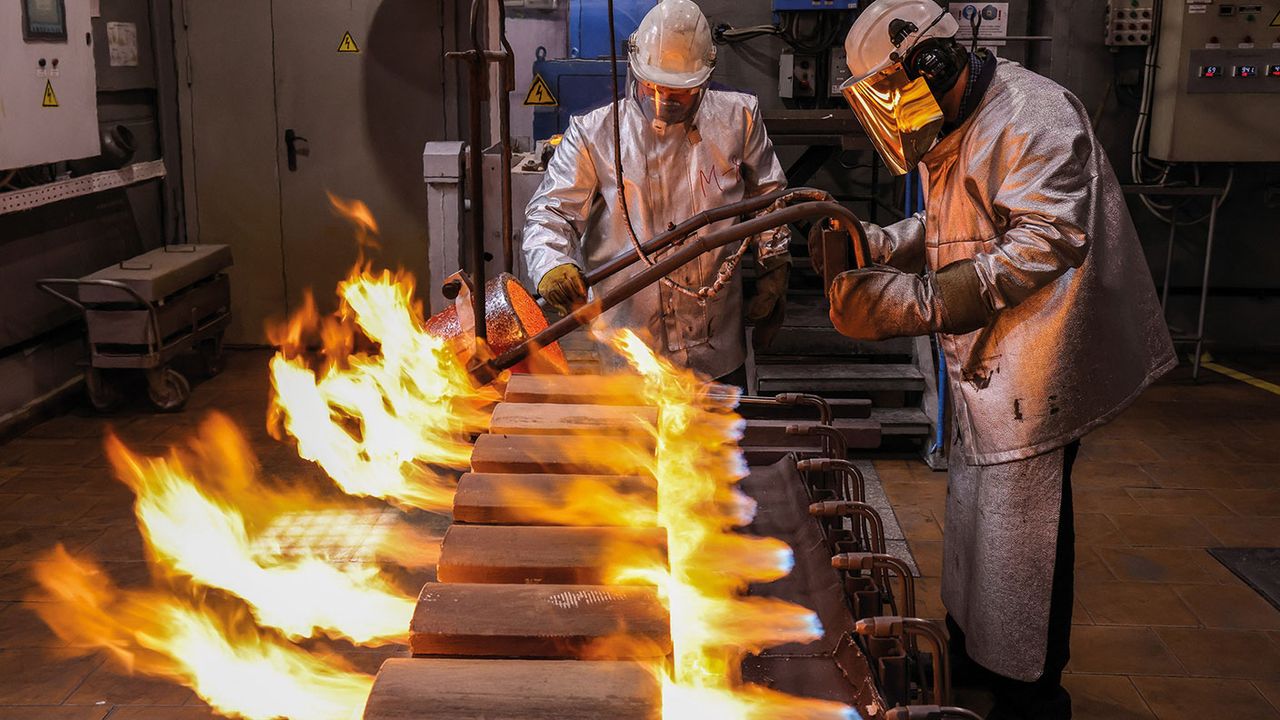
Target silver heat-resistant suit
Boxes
[523,90,789,379]
[836,60,1177,680]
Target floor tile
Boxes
[1156,627,1280,680]
[66,663,194,705]
[0,708,108,720]
[1123,488,1233,516]
[1067,625,1184,675]
[1076,513,1123,545]
[0,524,105,564]
[0,602,74,648]
[1133,675,1280,720]
[1142,437,1244,465]
[0,494,99,525]
[0,649,103,704]
[1256,680,1280,713]
[1075,582,1197,626]
[102,708,220,719]
[1174,583,1280,630]
[1138,462,1242,490]
[1075,546,1117,583]
[1199,516,1280,546]
[1094,546,1237,584]
[1211,488,1280,517]
[1061,673,1155,719]
[908,539,942,577]
[893,506,942,542]
[1072,461,1155,489]
[1078,437,1163,464]
[1108,514,1218,547]
[1075,487,1148,515]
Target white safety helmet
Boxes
[844,0,958,81]
[628,0,717,90]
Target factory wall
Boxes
[0,0,181,428]
[1034,0,1280,352]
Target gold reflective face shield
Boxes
[840,63,946,175]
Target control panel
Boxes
[1148,0,1280,161]
[0,0,100,170]
[780,51,818,99]
[1106,0,1156,46]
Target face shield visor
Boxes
[840,61,945,175]
[631,77,705,132]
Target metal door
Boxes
[271,0,452,319]
[176,0,461,342]
[176,0,285,343]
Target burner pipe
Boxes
[491,200,869,373]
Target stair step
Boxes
[756,363,924,393]
[871,407,933,437]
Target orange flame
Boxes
[269,265,499,511]
[605,330,856,719]
[31,547,373,720]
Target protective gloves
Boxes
[537,263,588,315]
[827,260,993,341]
[746,253,791,351]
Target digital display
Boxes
[1199,65,1222,78]
[1269,65,1280,78]
[23,0,67,40]
[1235,65,1259,78]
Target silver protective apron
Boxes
[855,61,1176,680]
[522,90,788,379]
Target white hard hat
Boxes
[628,0,716,90]
[844,0,959,80]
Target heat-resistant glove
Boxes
[537,263,588,315]
[827,260,993,341]
[746,252,791,351]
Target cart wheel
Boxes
[147,367,191,412]
[198,333,225,377]
[84,368,123,412]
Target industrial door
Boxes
[177,0,458,343]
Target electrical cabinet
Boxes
[1149,0,1280,162]
[0,0,100,170]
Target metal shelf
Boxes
[0,159,166,216]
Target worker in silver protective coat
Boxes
[830,2,1176,718]
[522,0,789,381]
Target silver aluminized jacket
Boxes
[523,90,788,379]
[844,61,1176,680]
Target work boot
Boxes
[985,686,1071,720]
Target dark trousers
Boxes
[947,440,1080,715]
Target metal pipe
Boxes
[492,200,868,371]
[496,0,515,274]
[809,500,886,554]
[582,186,834,287]
[463,0,488,343]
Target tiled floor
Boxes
[0,351,420,719]
[877,358,1280,719]
[0,349,1276,719]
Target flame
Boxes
[269,264,499,511]
[605,330,857,720]
[105,414,415,645]
[327,192,381,251]
[31,546,373,720]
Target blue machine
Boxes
[530,47,627,140]
[568,0,655,59]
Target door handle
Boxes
[285,128,309,171]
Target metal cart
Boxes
[37,244,233,412]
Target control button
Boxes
[37,58,46,67]
[51,58,59,67]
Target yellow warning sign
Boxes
[337,31,360,53]
[1271,8,1280,26]
[523,74,558,106]
[41,80,58,107]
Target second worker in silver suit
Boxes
[829,2,1176,719]
[521,0,790,383]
